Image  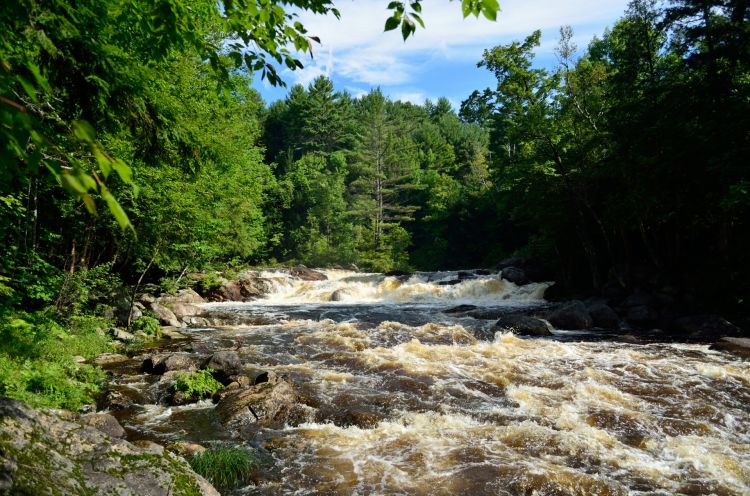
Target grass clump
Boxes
[174,369,223,398]
[189,446,258,490]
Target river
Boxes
[106,269,750,495]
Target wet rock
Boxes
[457,271,476,280]
[143,353,197,375]
[466,308,516,320]
[79,413,125,439]
[437,279,462,286]
[385,270,411,278]
[150,302,183,328]
[102,389,142,411]
[215,376,306,429]
[620,334,644,344]
[587,302,620,329]
[443,304,478,314]
[210,274,271,302]
[111,327,136,342]
[501,267,529,285]
[0,397,218,495]
[675,314,742,339]
[709,337,750,358]
[160,326,188,339]
[548,301,593,330]
[201,351,242,384]
[491,315,552,337]
[196,310,276,327]
[330,289,352,301]
[290,265,327,281]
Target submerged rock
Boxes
[290,265,327,281]
[548,301,593,330]
[491,315,552,336]
[0,398,218,495]
[443,304,478,314]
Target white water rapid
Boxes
[109,269,750,495]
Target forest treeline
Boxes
[1,0,749,345]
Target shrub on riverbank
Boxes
[189,446,258,490]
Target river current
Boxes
[108,270,750,495]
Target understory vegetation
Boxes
[1,0,748,410]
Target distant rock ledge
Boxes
[0,397,218,496]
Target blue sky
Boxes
[253,0,631,108]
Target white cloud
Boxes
[392,91,427,105]
[290,0,629,86]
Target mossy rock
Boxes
[0,397,218,495]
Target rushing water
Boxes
[108,270,750,495]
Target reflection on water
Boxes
[110,270,750,495]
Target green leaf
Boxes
[481,0,499,21]
[101,189,133,231]
[401,18,415,40]
[384,16,400,31]
[410,2,422,13]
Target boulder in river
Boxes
[501,267,529,286]
[490,315,552,337]
[709,337,750,358]
[215,376,310,429]
[290,264,327,281]
[330,288,352,301]
[149,302,183,328]
[201,351,242,384]
[142,353,197,375]
[0,398,218,495]
[675,314,742,339]
[587,302,620,329]
[548,301,593,330]
[208,274,271,302]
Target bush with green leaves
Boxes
[173,369,223,399]
[189,446,258,491]
[131,315,161,337]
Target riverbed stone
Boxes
[201,351,242,384]
[587,302,620,329]
[675,314,742,339]
[491,315,552,336]
[501,267,529,285]
[548,301,593,330]
[215,376,306,429]
[443,304,478,314]
[79,413,126,439]
[0,397,218,495]
[290,264,327,281]
[150,302,183,328]
[143,353,197,375]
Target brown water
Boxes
[108,270,750,495]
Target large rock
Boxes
[290,265,327,281]
[201,351,242,384]
[587,302,620,329]
[78,413,125,439]
[501,267,529,285]
[0,398,218,496]
[209,275,271,302]
[675,314,742,339]
[548,301,593,330]
[709,337,750,358]
[142,353,197,375]
[111,328,136,342]
[491,315,552,337]
[150,302,183,328]
[443,304,478,314]
[215,376,309,429]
